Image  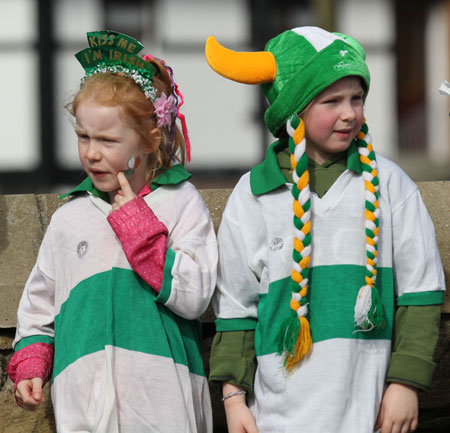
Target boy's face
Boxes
[302,76,364,164]
[75,99,149,198]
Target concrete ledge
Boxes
[1,182,448,327]
[417,182,450,310]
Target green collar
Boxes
[59,164,191,201]
[59,176,109,201]
[250,139,362,195]
[150,164,192,189]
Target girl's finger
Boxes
[31,377,43,402]
[117,172,135,197]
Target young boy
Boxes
[206,26,445,433]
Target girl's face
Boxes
[76,99,152,200]
[302,76,364,164]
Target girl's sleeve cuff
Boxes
[7,343,54,387]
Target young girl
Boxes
[205,27,445,433]
[7,30,217,433]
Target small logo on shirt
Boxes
[269,237,284,252]
[77,241,89,258]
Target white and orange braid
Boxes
[277,115,313,371]
[354,119,385,330]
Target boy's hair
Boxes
[205,26,383,371]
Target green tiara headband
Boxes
[75,30,158,101]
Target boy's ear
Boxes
[143,128,162,154]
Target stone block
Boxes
[417,182,450,312]
[0,379,56,433]
[199,188,230,233]
[0,195,42,329]
[0,331,14,351]
[0,194,67,328]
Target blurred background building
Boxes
[0,0,449,194]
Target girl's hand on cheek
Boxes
[111,172,137,212]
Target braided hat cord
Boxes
[277,117,385,372]
[276,116,313,371]
[354,120,385,330]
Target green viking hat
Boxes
[206,26,370,136]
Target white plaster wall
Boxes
[336,0,397,159]
[148,0,260,170]
[2,0,448,176]
[426,2,450,163]
[54,0,103,169]
[152,0,249,45]
[0,0,39,170]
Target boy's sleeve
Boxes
[391,187,445,306]
[387,305,442,391]
[209,330,256,395]
[212,181,265,331]
[387,183,445,391]
[208,181,265,392]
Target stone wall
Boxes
[0,183,449,432]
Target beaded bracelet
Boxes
[221,390,247,401]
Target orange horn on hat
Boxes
[205,36,277,85]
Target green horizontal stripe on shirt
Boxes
[396,291,444,306]
[15,335,55,351]
[255,265,395,357]
[52,267,204,380]
[215,317,258,332]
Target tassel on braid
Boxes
[354,120,385,330]
[276,116,313,371]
